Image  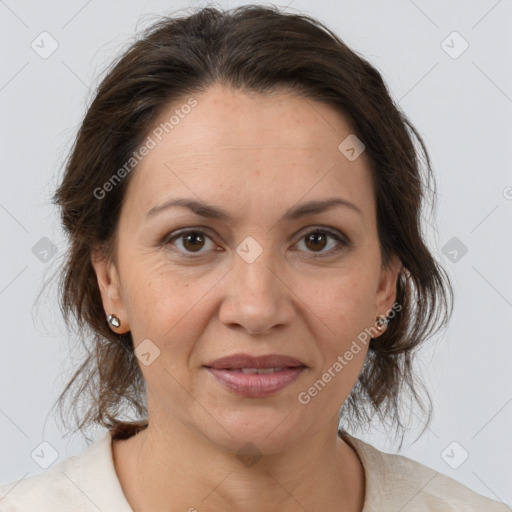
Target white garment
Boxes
[0,427,508,511]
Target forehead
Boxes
[123,84,375,224]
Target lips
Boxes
[203,353,307,398]
[204,353,307,370]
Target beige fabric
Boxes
[0,428,508,511]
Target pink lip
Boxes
[205,367,306,397]
[203,353,307,398]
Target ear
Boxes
[373,253,402,335]
[91,248,130,334]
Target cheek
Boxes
[121,256,218,364]
[308,270,377,336]
[299,276,376,396]
[303,278,374,395]
[123,270,200,397]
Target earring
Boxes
[107,314,121,329]
[375,314,388,330]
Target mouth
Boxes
[215,367,294,374]
[203,353,307,397]
[204,353,307,370]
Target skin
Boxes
[92,83,402,512]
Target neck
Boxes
[112,417,365,512]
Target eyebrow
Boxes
[147,196,362,221]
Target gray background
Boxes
[1,0,511,506]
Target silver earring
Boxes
[107,314,121,329]
[375,314,388,330]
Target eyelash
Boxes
[161,227,349,259]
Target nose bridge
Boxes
[233,234,281,299]
[219,234,292,333]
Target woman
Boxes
[0,4,507,511]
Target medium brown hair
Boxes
[50,4,453,446]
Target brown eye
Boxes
[181,232,206,252]
[166,229,216,257]
[296,228,347,257]
[304,232,328,252]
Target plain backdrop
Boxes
[0,0,511,506]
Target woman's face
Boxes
[93,83,401,453]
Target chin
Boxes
[199,408,306,455]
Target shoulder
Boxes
[0,429,131,511]
[343,434,510,511]
[0,449,84,511]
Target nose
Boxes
[218,245,295,335]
